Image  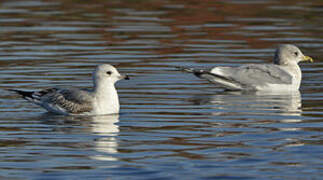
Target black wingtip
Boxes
[7,89,34,99]
[174,66,198,73]
[174,66,188,71]
[7,89,20,93]
[174,66,209,77]
[193,70,207,77]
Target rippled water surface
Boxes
[0,0,323,179]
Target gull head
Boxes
[273,44,313,65]
[93,64,129,85]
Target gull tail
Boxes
[175,66,224,80]
[175,66,206,75]
[7,89,42,104]
[8,89,34,99]
[175,66,243,90]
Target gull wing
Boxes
[207,64,293,90]
[35,88,94,114]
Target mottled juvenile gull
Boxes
[9,64,129,115]
[179,44,313,91]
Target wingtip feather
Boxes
[7,89,34,99]
[174,66,206,74]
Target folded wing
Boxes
[189,64,292,90]
[11,88,93,114]
[39,88,93,114]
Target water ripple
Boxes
[0,0,322,179]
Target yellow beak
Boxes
[302,55,314,63]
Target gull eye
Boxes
[294,52,298,56]
[106,71,112,75]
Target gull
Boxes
[178,44,313,91]
[9,64,129,115]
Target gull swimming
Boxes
[179,44,313,91]
[9,64,129,115]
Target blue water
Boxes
[0,0,322,179]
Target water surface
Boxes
[0,0,323,179]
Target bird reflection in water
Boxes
[40,114,120,161]
[90,114,119,161]
[190,90,302,121]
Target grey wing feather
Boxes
[191,64,293,90]
[40,88,93,114]
[215,64,292,86]
[177,64,292,90]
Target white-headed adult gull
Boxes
[179,44,313,91]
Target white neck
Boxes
[93,80,120,115]
[283,62,302,89]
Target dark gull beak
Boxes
[120,74,130,80]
